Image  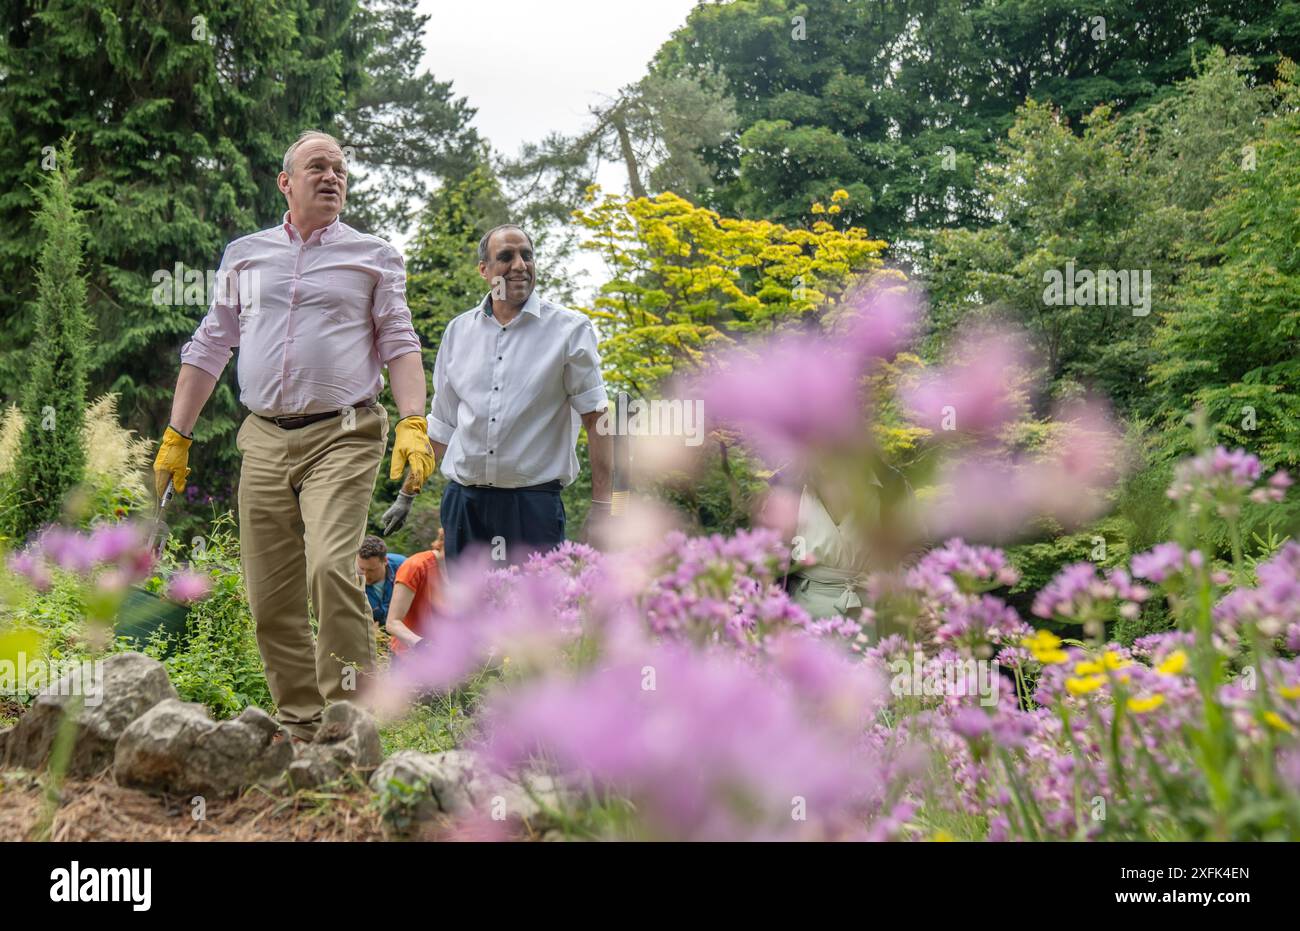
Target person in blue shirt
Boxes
[356,535,406,627]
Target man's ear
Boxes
[277,171,291,196]
[477,261,490,283]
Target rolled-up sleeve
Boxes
[371,246,422,365]
[178,246,240,379]
[427,323,458,445]
[565,318,608,414]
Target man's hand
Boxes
[391,415,436,492]
[381,491,415,536]
[153,426,193,499]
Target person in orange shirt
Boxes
[385,529,445,654]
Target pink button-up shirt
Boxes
[179,212,421,417]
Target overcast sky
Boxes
[415,0,703,293]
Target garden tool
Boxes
[145,483,174,561]
[380,470,420,536]
[118,483,189,654]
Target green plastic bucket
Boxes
[115,585,191,655]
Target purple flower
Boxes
[1213,541,1300,637]
[949,707,993,741]
[693,331,867,461]
[901,330,1028,439]
[164,569,212,603]
[35,527,96,574]
[7,550,52,592]
[86,522,145,564]
[837,285,919,366]
[481,643,887,840]
[1033,562,1109,621]
[1131,543,1203,584]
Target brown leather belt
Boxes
[256,399,377,431]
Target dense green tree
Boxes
[404,157,509,370]
[4,140,90,542]
[919,50,1273,418]
[0,0,479,533]
[1149,60,1300,471]
[652,0,1300,241]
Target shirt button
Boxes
[497,356,503,360]
[489,450,494,454]
[490,418,495,422]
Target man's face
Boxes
[357,555,386,585]
[278,138,347,223]
[479,228,535,307]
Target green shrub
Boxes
[136,512,273,719]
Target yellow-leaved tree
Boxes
[573,186,888,397]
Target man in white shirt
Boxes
[424,224,612,564]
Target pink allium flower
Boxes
[1131,542,1203,584]
[35,527,96,574]
[837,285,920,365]
[164,569,212,603]
[694,331,867,461]
[7,550,52,592]
[900,330,1029,439]
[86,522,145,564]
[481,642,888,840]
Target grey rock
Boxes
[113,699,293,796]
[285,701,382,790]
[3,652,177,777]
[369,749,570,823]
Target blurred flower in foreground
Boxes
[693,285,919,464]
[924,399,1123,542]
[480,640,888,840]
[900,329,1031,440]
[164,569,212,603]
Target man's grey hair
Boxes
[478,224,534,263]
[283,130,344,175]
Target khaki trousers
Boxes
[235,403,388,739]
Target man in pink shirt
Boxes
[151,130,435,741]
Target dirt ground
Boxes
[0,768,391,841]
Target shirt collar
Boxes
[479,290,542,320]
[282,211,342,245]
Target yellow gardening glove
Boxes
[390,415,435,493]
[153,426,193,499]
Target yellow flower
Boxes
[1066,675,1106,696]
[1023,630,1070,665]
[1024,630,1061,650]
[827,204,842,214]
[810,202,826,214]
[1279,683,1300,700]
[1074,660,1103,676]
[1127,694,1165,714]
[930,830,955,842]
[1102,650,1131,671]
[1156,650,1188,676]
[1263,711,1294,734]
[831,188,850,201]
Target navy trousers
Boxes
[440,480,566,565]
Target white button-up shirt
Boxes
[429,292,607,488]
[179,212,421,417]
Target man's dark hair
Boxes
[358,535,387,560]
[477,224,534,263]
